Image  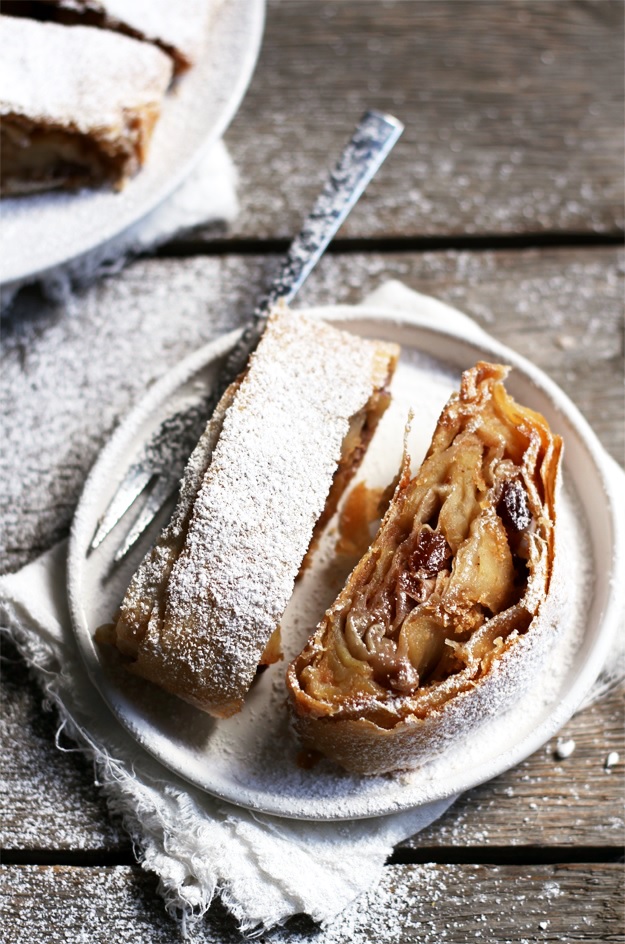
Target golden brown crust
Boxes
[287,362,563,775]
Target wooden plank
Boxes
[403,685,624,850]
[1,249,622,850]
[0,642,127,851]
[217,0,624,240]
[1,863,623,943]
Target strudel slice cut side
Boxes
[287,362,563,775]
[109,309,399,718]
[0,16,173,196]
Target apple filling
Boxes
[290,362,560,730]
[302,383,393,569]
[0,111,157,195]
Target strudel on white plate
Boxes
[0,15,172,195]
[287,362,563,774]
[103,309,400,718]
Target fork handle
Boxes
[224,109,404,379]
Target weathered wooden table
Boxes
[1,2,623,941]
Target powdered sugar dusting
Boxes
[0,16,172,134]
[58,0,218,71]
[121,309,397,714]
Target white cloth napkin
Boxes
[1,282,623,936]
[0,540,453,934]
[1,140,239,310]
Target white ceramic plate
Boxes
[68,303,624,820]
[0,0,265,286]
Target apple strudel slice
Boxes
[0,16,173,196]
[107,309,399,718]
[287,362,563,775]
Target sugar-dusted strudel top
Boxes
[0,15,173,195]
[11,0,219,75]
[287,362,563,774]
[109,309,399,718]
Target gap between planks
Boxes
[152,231,625,260]
[2,846,622,868]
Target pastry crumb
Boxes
[554,737,576,760]
[604,751,620,771]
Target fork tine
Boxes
[113,474,178,562]
[89,465,154,552]
[89,393,214,554]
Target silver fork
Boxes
[90,110,404,561]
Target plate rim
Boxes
[0,0,266,286]
[67,302,624,820]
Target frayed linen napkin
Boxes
[1,281,623,936]
[1,140,239,311]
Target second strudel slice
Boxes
[0,15,173,195]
